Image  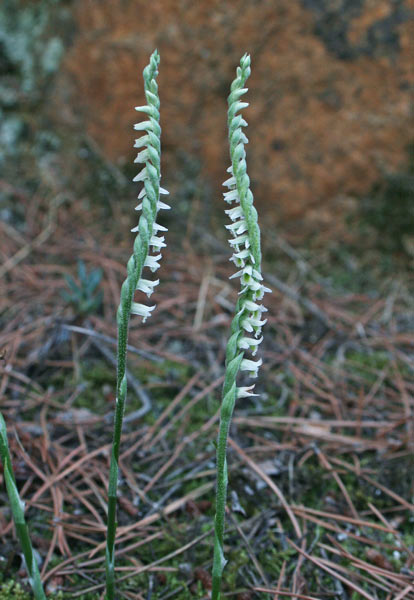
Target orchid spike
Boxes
[212,53,270,600]
[105,50,169,600]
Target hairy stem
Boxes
[212,315,244,599]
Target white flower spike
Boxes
[105,51,170,600]
[212,54,271,600]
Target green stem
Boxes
[212,345,244,599]
[0,413,47,600]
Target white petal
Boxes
[133,167,147,182]
[254,285,272,301]
[226,220,247,235]
[240,358,263,378]
[153,222,168,232]
[159,187,169,195]
[134,150,148,163]
[244,299,267,313]
[233,257,245,267]
[134,120,152,131]
[225,206,244,221]
[231,249,250,261]
[229,234,248,247]
[229,265,252,279]
[136,278,159,297]
[241,320,253,333]
[229,269,243,280]
[241,273,260,287]
[134,135,149,148]
[144,254,162,272]
[239,279,262,294]
[238,336,263,351]
[237,385,258,399]
[150,235,166,249]
[223,189,239,203]
[130,302,155,322]
[242,317,267,333]
[157,200,171,210]
[223,176,236,188]
[231,101,249,114]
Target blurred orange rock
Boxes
[63,0,412,225]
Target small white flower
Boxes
[243,300,267,313]
[254,284,272,300]
[223,189,239,203]
[153,222,168,232]
[230,264,252,280]
[134,120,152,131]
[230,101,249,116]
[230,248,251,263]
[134,134,149,148]
[144,254,162,272]
[225,206,244,221]
[134,150,149,163]
[240,357,263,378]
[226,220,248,236]
[223,176,237,188]
[237,336,263,355]
[150,235,166,249]
[157,199,171,210]
[239,280,262,295]
[136,278,159,297]
[228,234,249,247]
[241,316,267,333]
[133,167,147,182]
[237,385,257,398]
[239,264,253,277]
[135,199,171,212]
[130,302,155,322]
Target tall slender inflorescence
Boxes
[212,54,270,600]
[105,50,169,600]
[0,414,46,600]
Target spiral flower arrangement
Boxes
[212,54,270,600]
[105,50,169,600]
